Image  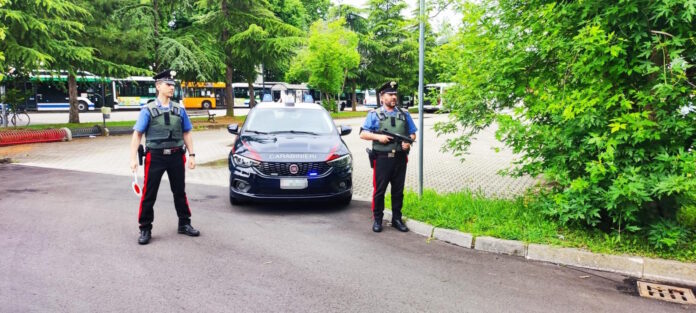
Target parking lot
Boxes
[0,113,537,200]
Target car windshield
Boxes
[244,107,336,135]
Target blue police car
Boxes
[227,101,353,204]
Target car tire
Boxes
[77,101,88,112]
[202,100,212,109]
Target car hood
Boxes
[235,134,347,162]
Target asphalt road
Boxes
[0,164,691,312]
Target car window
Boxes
[245,108,335,134]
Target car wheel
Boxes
[77,101,88,111]
[202,100,212,109]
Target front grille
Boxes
[256,162,331,176]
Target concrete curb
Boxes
[433,228,473,248]
[361,205,696,286]
[643,258,696,287]
[475,236,526,257]
[404,219,434,237]
[391,213,696,286]
[527,244,643,277]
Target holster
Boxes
[137,144,145,166]
[366,148,376,168]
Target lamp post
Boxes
[417,0,425,197]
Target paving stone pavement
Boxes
[0,114,537,201]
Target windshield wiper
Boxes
[269,130,320,135]
[244,130,270,135]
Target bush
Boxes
[323,98,337,113]
[435,1,696,233]
[648,219,692,251]
[677,204,696,229]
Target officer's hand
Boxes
[378,134,392,144]
[188,156,196,169]
[402,142,411,150]
[130,159,138,173]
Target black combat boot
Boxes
[372,219,383,232]
[391,219,409,232]
[178,224,200,236]
[138,230,151,245]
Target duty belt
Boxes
[147,147,185,155]
[374,150,406,158]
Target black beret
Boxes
[378,81,398,94]
[153,69,177,85]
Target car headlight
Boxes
[327,154,352,168]
[232,154,260,168]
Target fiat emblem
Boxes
[288,164,299,175]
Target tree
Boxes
[0,0,6,82]
[329,4,368,111]
[1,0,119,123]
[363,0,419,97]
[287,19,360,112]
[436,1,696,238]
[300,0,330,24]
[198,0,304,115]
[268,0,309,30]
[113,0,222,82]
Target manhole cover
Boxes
[637,281,696,305]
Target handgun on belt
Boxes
[375,129,415,144]
[366,148,376,168]
[137,144,145,166]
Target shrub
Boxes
[435,1,696,233]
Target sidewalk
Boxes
[0,114,537,200]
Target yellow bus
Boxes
[181,82,226,109]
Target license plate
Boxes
[280,178,308,189]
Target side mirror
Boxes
[227,123,239,135]
[339,125,352,136]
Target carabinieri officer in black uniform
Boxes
[360,81,418,233]
[129,69,200,245]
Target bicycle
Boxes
[0,105,31,127]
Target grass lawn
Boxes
[388,189,696,262]
[330,111,368,119]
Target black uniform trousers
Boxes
[138,150,191,231]
[371,152,408,222]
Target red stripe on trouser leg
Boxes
[371,159,376,213]
[182,153,191,214]
[138,153,152,220]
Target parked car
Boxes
[227,102,353,204]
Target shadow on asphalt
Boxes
[227,199,363,216]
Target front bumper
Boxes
[229,164,352,202]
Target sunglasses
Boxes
[132,172,142,197]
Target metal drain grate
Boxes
[637,281,696,305]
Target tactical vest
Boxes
[145,101,184,149]
[372,106,409,153]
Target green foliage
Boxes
[648,219,692,251]
[268,0,309,30]
[197,0,304,111]
[436,1,696,234]
[287,18,360,109]
[299,0,330,23]
[677,204,696,229]
[0,0,6,81]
